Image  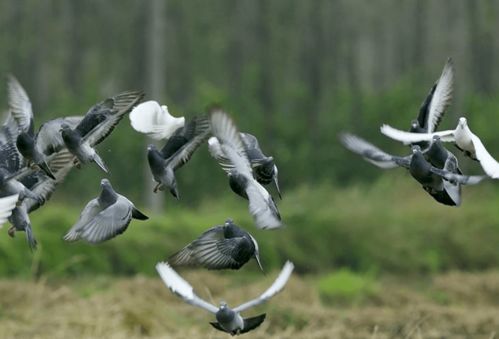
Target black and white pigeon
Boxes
[169,219,263,271]
[6,75,56,179]
[209,110,282,229]
[147,115,211,198]
[407,58,454,148]
[339,133,486,205]
[7,150,75,250]
[129,100,185,140]
[63,179,148,244]
[61,90,144,172]
[209,132,281,199]
[155,261,294,336]
[381,117,499,179]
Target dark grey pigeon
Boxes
[209,132,281,199]
[61,90,144,172]
[209,110,281,229]
[147,115,211,198]
[169,219,263,271]
[63,179,148,244]
[7,150,75,250]
[408,58,454,148]
[339,133,485,206]
[155,261,293,336]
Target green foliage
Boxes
[317,269,377,305]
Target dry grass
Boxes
[1,270,499,339]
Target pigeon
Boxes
[0,167,42,202]
[5,75,56,179]
[129,100,185,140]
[63,179,148,244]
[209,132,282,199]
[169,219,263,271]
[7,150,75,250]
[339,133,486,205]
[209,110,281,230]
[381,117,499,179]
[147,115,211,198]
[155,260,294,336]
[61,90,144,172]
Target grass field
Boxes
[1,269,498,339]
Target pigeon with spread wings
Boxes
[61,90,144,172]
[169,219,263,271]
[155,261,294,336]
[147,115,211,198]
[209,111,281,229]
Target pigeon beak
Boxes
[170,187,180,200]
[254,251,264,273]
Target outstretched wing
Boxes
[165,115,211,171]
[429,166,486,185]
[6,75,33,133]
[339,133,409,169]
[380,124,455,145]
[425,58,454,133]
[469,133,499,179]
[233,261,294,313]
[0,194,19,227]
[155,262,219,314]
[82,90,144,146]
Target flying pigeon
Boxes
[339,133,486,205]
[63,179,148,244]
[209,132,281,199]
[155,260,294,336]
[147,115,211,198]
[381,117,499,179]
[169,219,263,271]
[129,100,185,140]
[61,90,144,172]
[209,110,281,229]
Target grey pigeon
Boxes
[169,219,263,271]
[63,179,148,244]
[155,261,294,336]
[147,115,211,198]
[339,133,485,205]
[209,132,281,199]
[61,90,144,172]
[8,150,75,250]
[209,110,281,229]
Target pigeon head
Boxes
[219,301,228,309]
[16,132,35,159]
[410,120,420,130]
[458,117,468,129]
[411,145,422,154]
[147,144,157,152]
[59,123,71,133]
[224,219,234,226]
[98,179,117,205]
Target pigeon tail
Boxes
[132,207,149,220]
[37,161,56,180]
[25,224,37,251]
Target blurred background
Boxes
[1,1,499,337]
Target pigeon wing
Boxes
[0,194,19,227]
[207,136,234,173]
[82,90,144,146]
[165,115,211,171]
[429,166,486,185]
[169,226,226,266]
[6,75,33,133]
[62,199,103,242]
[233,261,294,313]
[380,124,455,145]
[426,58,454,133]
[339,132,405,169]
[37,116,83,155]
[155,262,219,314]
[246,181,282,229]
[469,132,499,179]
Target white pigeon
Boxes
[129,100,185,140]
[381,117,499,179]
[155,261,294,335]
[0,194,19,227]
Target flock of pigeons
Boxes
[0,76,293,335]
[340,58,499,206]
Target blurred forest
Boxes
[1,0,499,278]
